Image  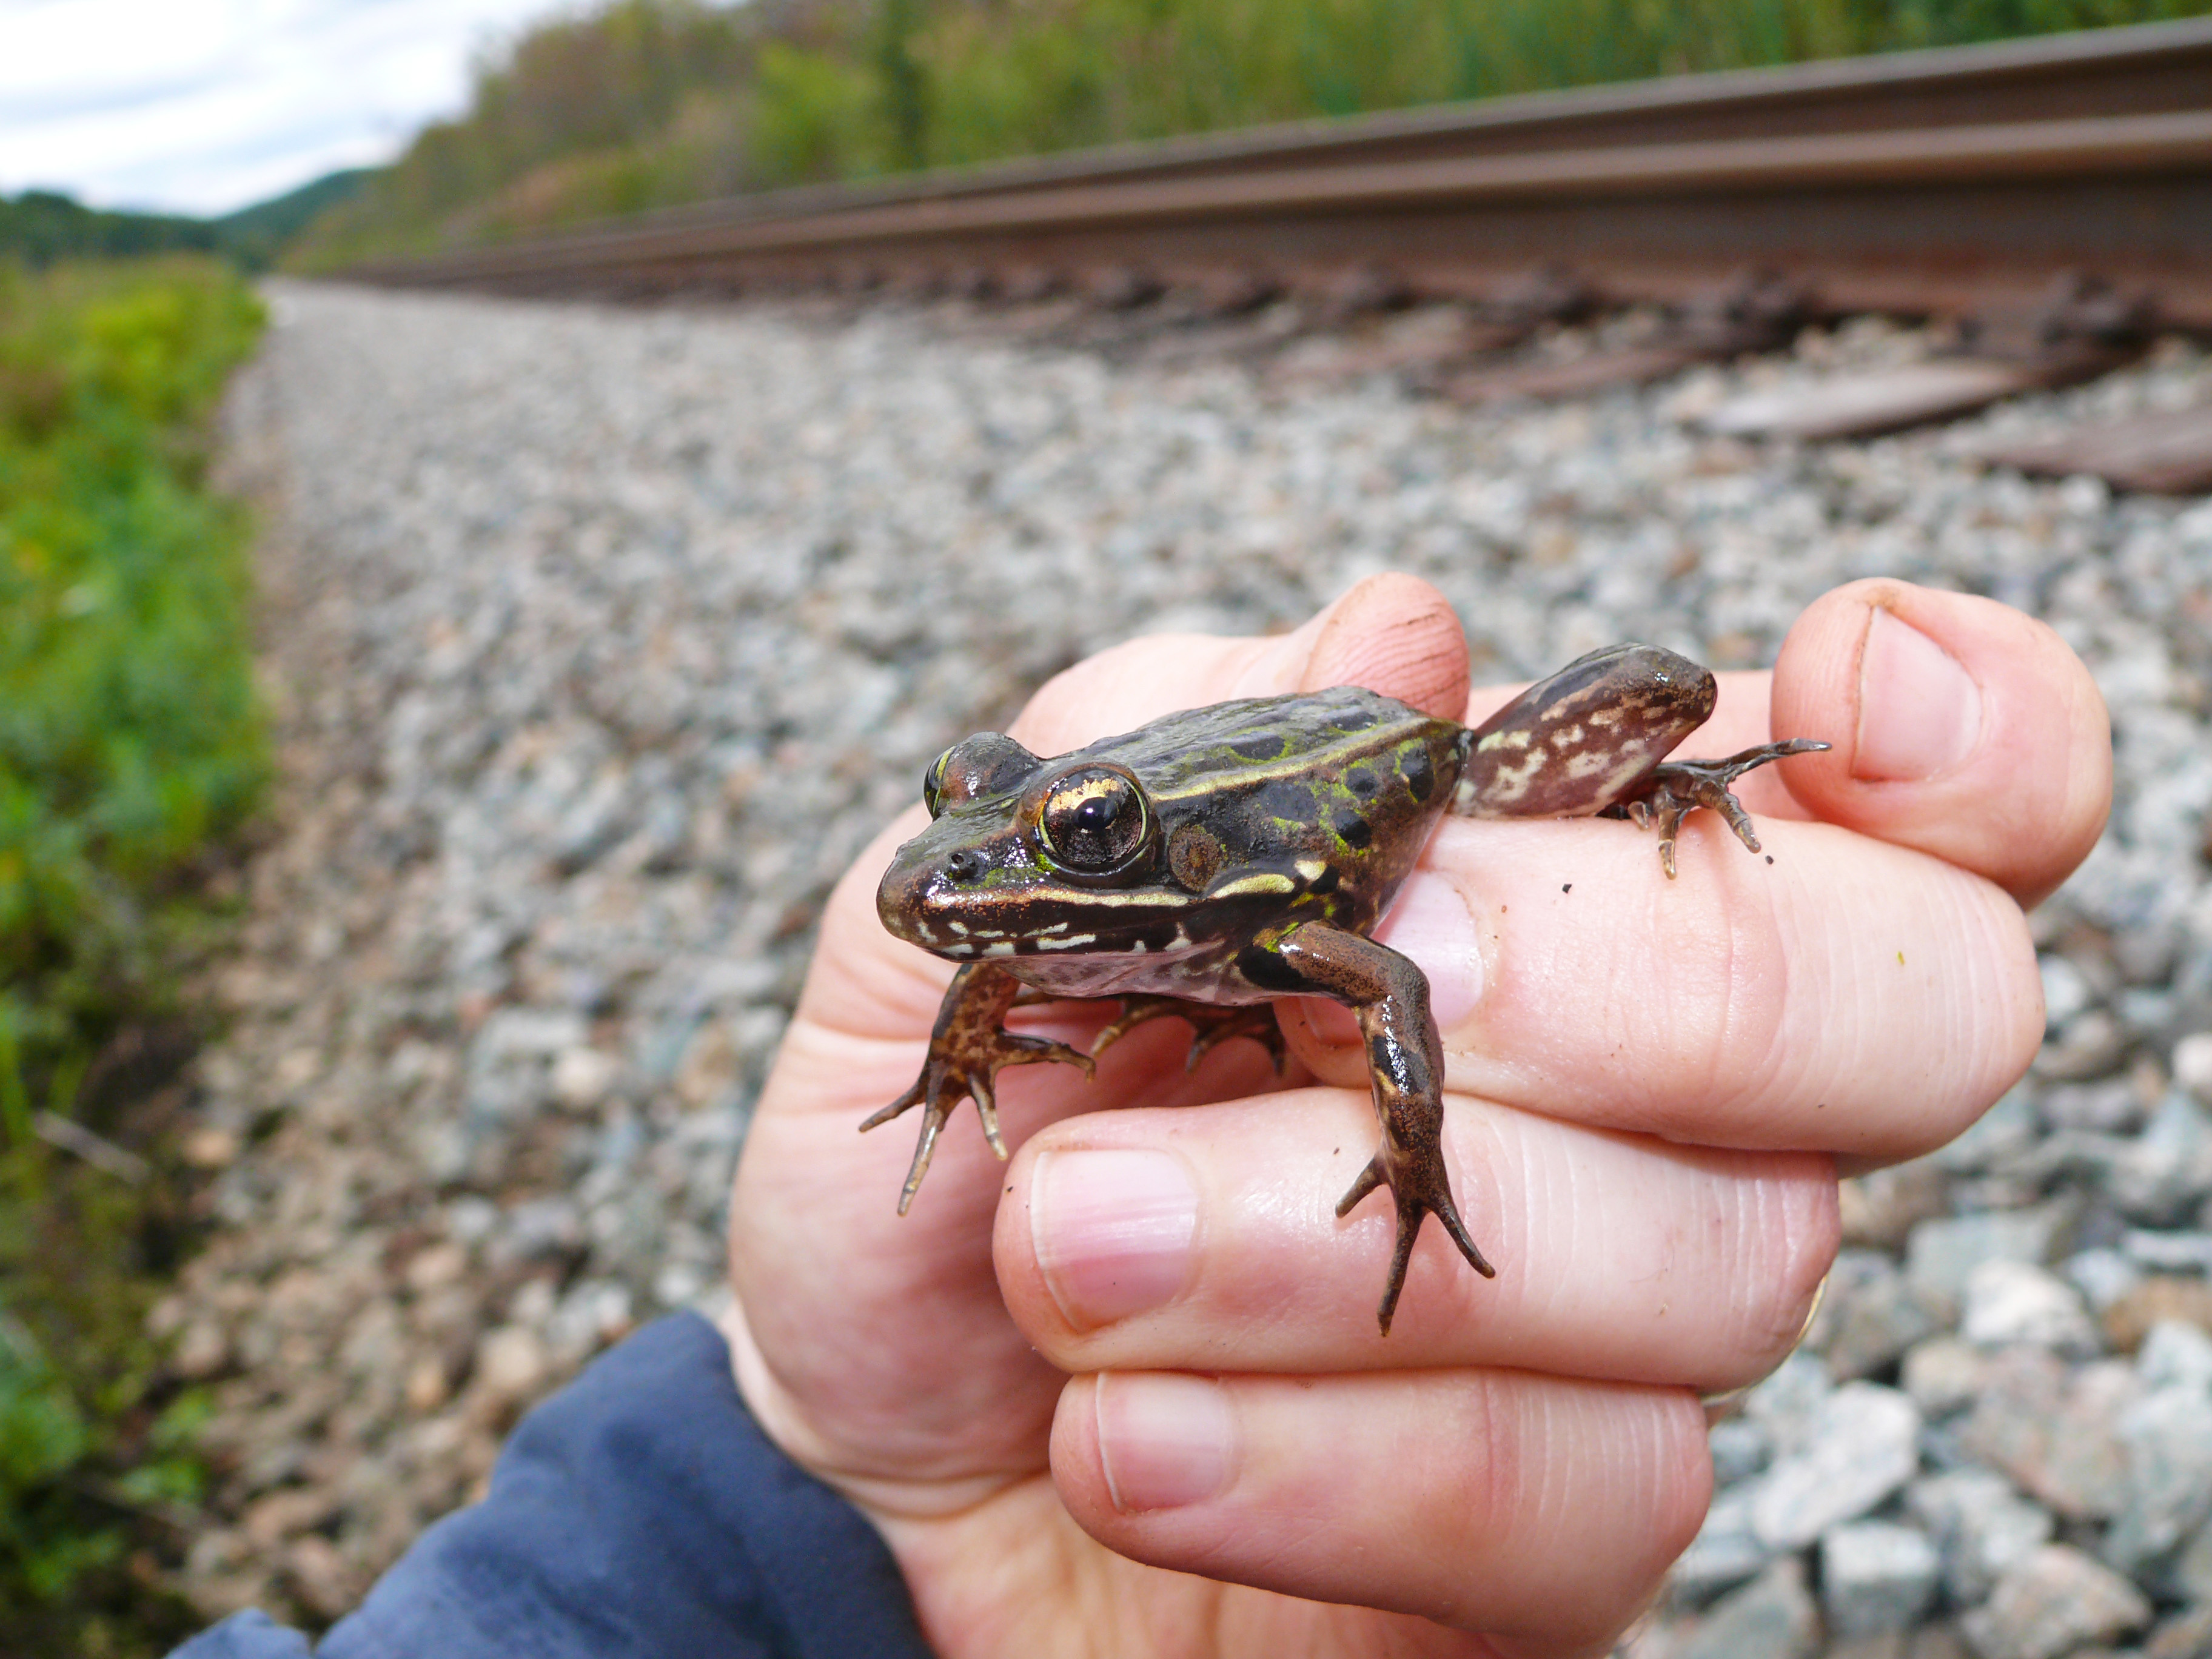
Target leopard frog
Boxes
[867,643,1826,1332]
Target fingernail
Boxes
[1094,1373,1237,1512]
[1033,1149,1199,1330]
[1373,871,1484,1031]
[1855,608,1982,781]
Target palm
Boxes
[731,823,1493,1659]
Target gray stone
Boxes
[1960,1544,2151,1659]
[1672,1488,1772,1605]
[1963,1350,2136,1520]
[2177,1517,2212,1608]
[1907,1468,2056,1604]
[1936,1087,2043,1176]
[2043,957,2097,1028]
[1707,1417,1770,1487]
[2037,1010,2130,1083]
[2124,1229,2212,1275]
[153,273,2212,1634]
[1812,1249,1945,1379]
[2067,1247,2146,1312]
[1902,1336,1991,1419]
[1741,1351,1834,1456]
[2110,1091,2212,1224]
[1961,1259,2103,1356]
[2105,1382,2212,1574]
[1906,1207,2070,1316]
[2174,1033,2212,1106]
[1676,1557,1820,1659]
[1822,1521,1941,1639]
[2147,1605,2212,1659]
[1749,1382,1922,1551]
[2044,1078,2150,1133]
[2137,1318,2212,1393]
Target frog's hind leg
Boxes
[1090,997,1289,1075]
[862,962,1094,1213]
[1264,923,1497,1335]
[1615,739,1829,879]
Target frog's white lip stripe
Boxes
[1031,933,1098,950]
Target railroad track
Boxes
[350,16,2212,490]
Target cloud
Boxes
[0,0,563,216]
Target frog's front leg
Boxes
[1090,996,1290,1074]
[1254,922,1497,1334]
[862,961,1094,1213]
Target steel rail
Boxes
[370,17,2212,243]
[350,20,2212,329]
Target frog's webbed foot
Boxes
[862,962,1094,1213]
[1338,1138,1496,1336]
[1615,739,1829,879]
[1090,996,1289,1075]
[1267,922,1498,1335]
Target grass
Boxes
[0,256,266,1658]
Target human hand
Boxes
[723,572,2108,1657]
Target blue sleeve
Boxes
[170,1312,934,1659]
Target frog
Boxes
[866,643,1828,1333]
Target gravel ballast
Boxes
[172,280,2212,1647]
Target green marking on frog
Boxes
[865,643,1828,1334]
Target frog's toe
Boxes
[1626,739,1829,877]
[1338,1148,1496,1335]
[1183,1005,1289,1075]
[865,1027,1094,1212]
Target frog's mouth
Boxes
[876,834,1195,961]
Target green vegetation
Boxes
[295,0,2212,266]
[0,257,266,1657]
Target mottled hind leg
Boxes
[1618,739,1829,878]
[1268,923,1496,1334]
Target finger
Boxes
[1051,1366,1709,1655]
[994,1091,1834,1385]
[1283,803,2042,1162]
[1770,578,2112,907]
[1013,569,1471,748]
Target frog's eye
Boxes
[1036,766,1153,876]
[926,732,1040,818]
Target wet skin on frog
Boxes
[866,643,1828,1333]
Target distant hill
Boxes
[1,169,374,269]
[0,189,220,264]
[212,169,375,266]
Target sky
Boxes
[1,0,568,217]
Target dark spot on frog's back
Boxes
[1331,706,1378,733]
[1232,734,1282,762]
[1252,777,1315,822]
[1401,747,1435,802]
[1335,813,1372,849]
[1345,766,1380,800]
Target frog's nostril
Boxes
[945,848,983,882]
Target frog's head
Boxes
[877,730,1171,957]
